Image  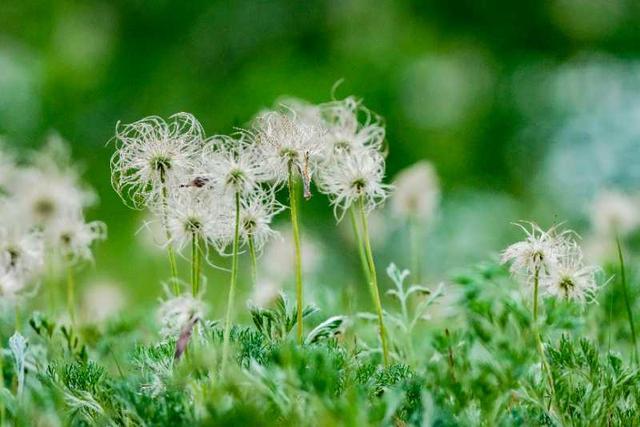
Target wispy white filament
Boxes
[201,135,267,196]
[502,222,601,303]
[49,215,107,264]
[240,188,285,252]
[0,226,44,298]
[317,149,391,219]
[165,187,233,254]
[542,244,599,303]
[111,113,204,209]
[157,293,206,339]
[250,109,325,189]
[320,96,385,160]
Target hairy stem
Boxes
[359,198,389,365]
[159,169,179,295]
[248,234,258,287]
[221,191,241,374]
[191,232,201,296]
[533,269,539,324]
[349,206,371,284]
[616,234,638,366]
[288,163,304,345]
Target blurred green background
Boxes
[1,0,639,307]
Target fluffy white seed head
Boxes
[320,96,385,160]
[501,222,570,280]
[502,222,601,302]
[165,187,233,254]
[590,190,640,237]
[251,109,325,190]
[240,189,285,252]
[10,164,95,229]
[30,132,74,172]
[48,215,107,264]
[201,135,267,196]
[317,148,391,220]
[542,246,599,303]
[391,161,440,223]
[0,133,103,299]
[0,272,25,299]
[157,294,206,339]
[278,97,324,128]
[0,226,45,298]
[111,113,204,209]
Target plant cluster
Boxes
[110,96,392,366]
[0,94,639,426]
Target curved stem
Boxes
[288,163,304,345]
[221,191,241,374]
[358,198,389,366]
[159,169,179,295]
[191,232,201,296]
[616,234,638,366]
[248,234,258,287]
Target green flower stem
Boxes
[191,232,201,296]
[532,267,562,422]
[349,206,371,284]
[67,260,76,327]
[358,198,389,366]
[616,234,638,366]
[288,163,304,345]
[533,270,539,324]
[248,234,258,287]
[160,169,179,295]
[221,191,241,374]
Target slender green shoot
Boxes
[248,234,258,287]
[160,169,179,295]
[532,266,562,423]
[288,163,304,345]
[191,232,201,296]
[349,206,371,284]
[358,197,389,366]
[221,192,241,374]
